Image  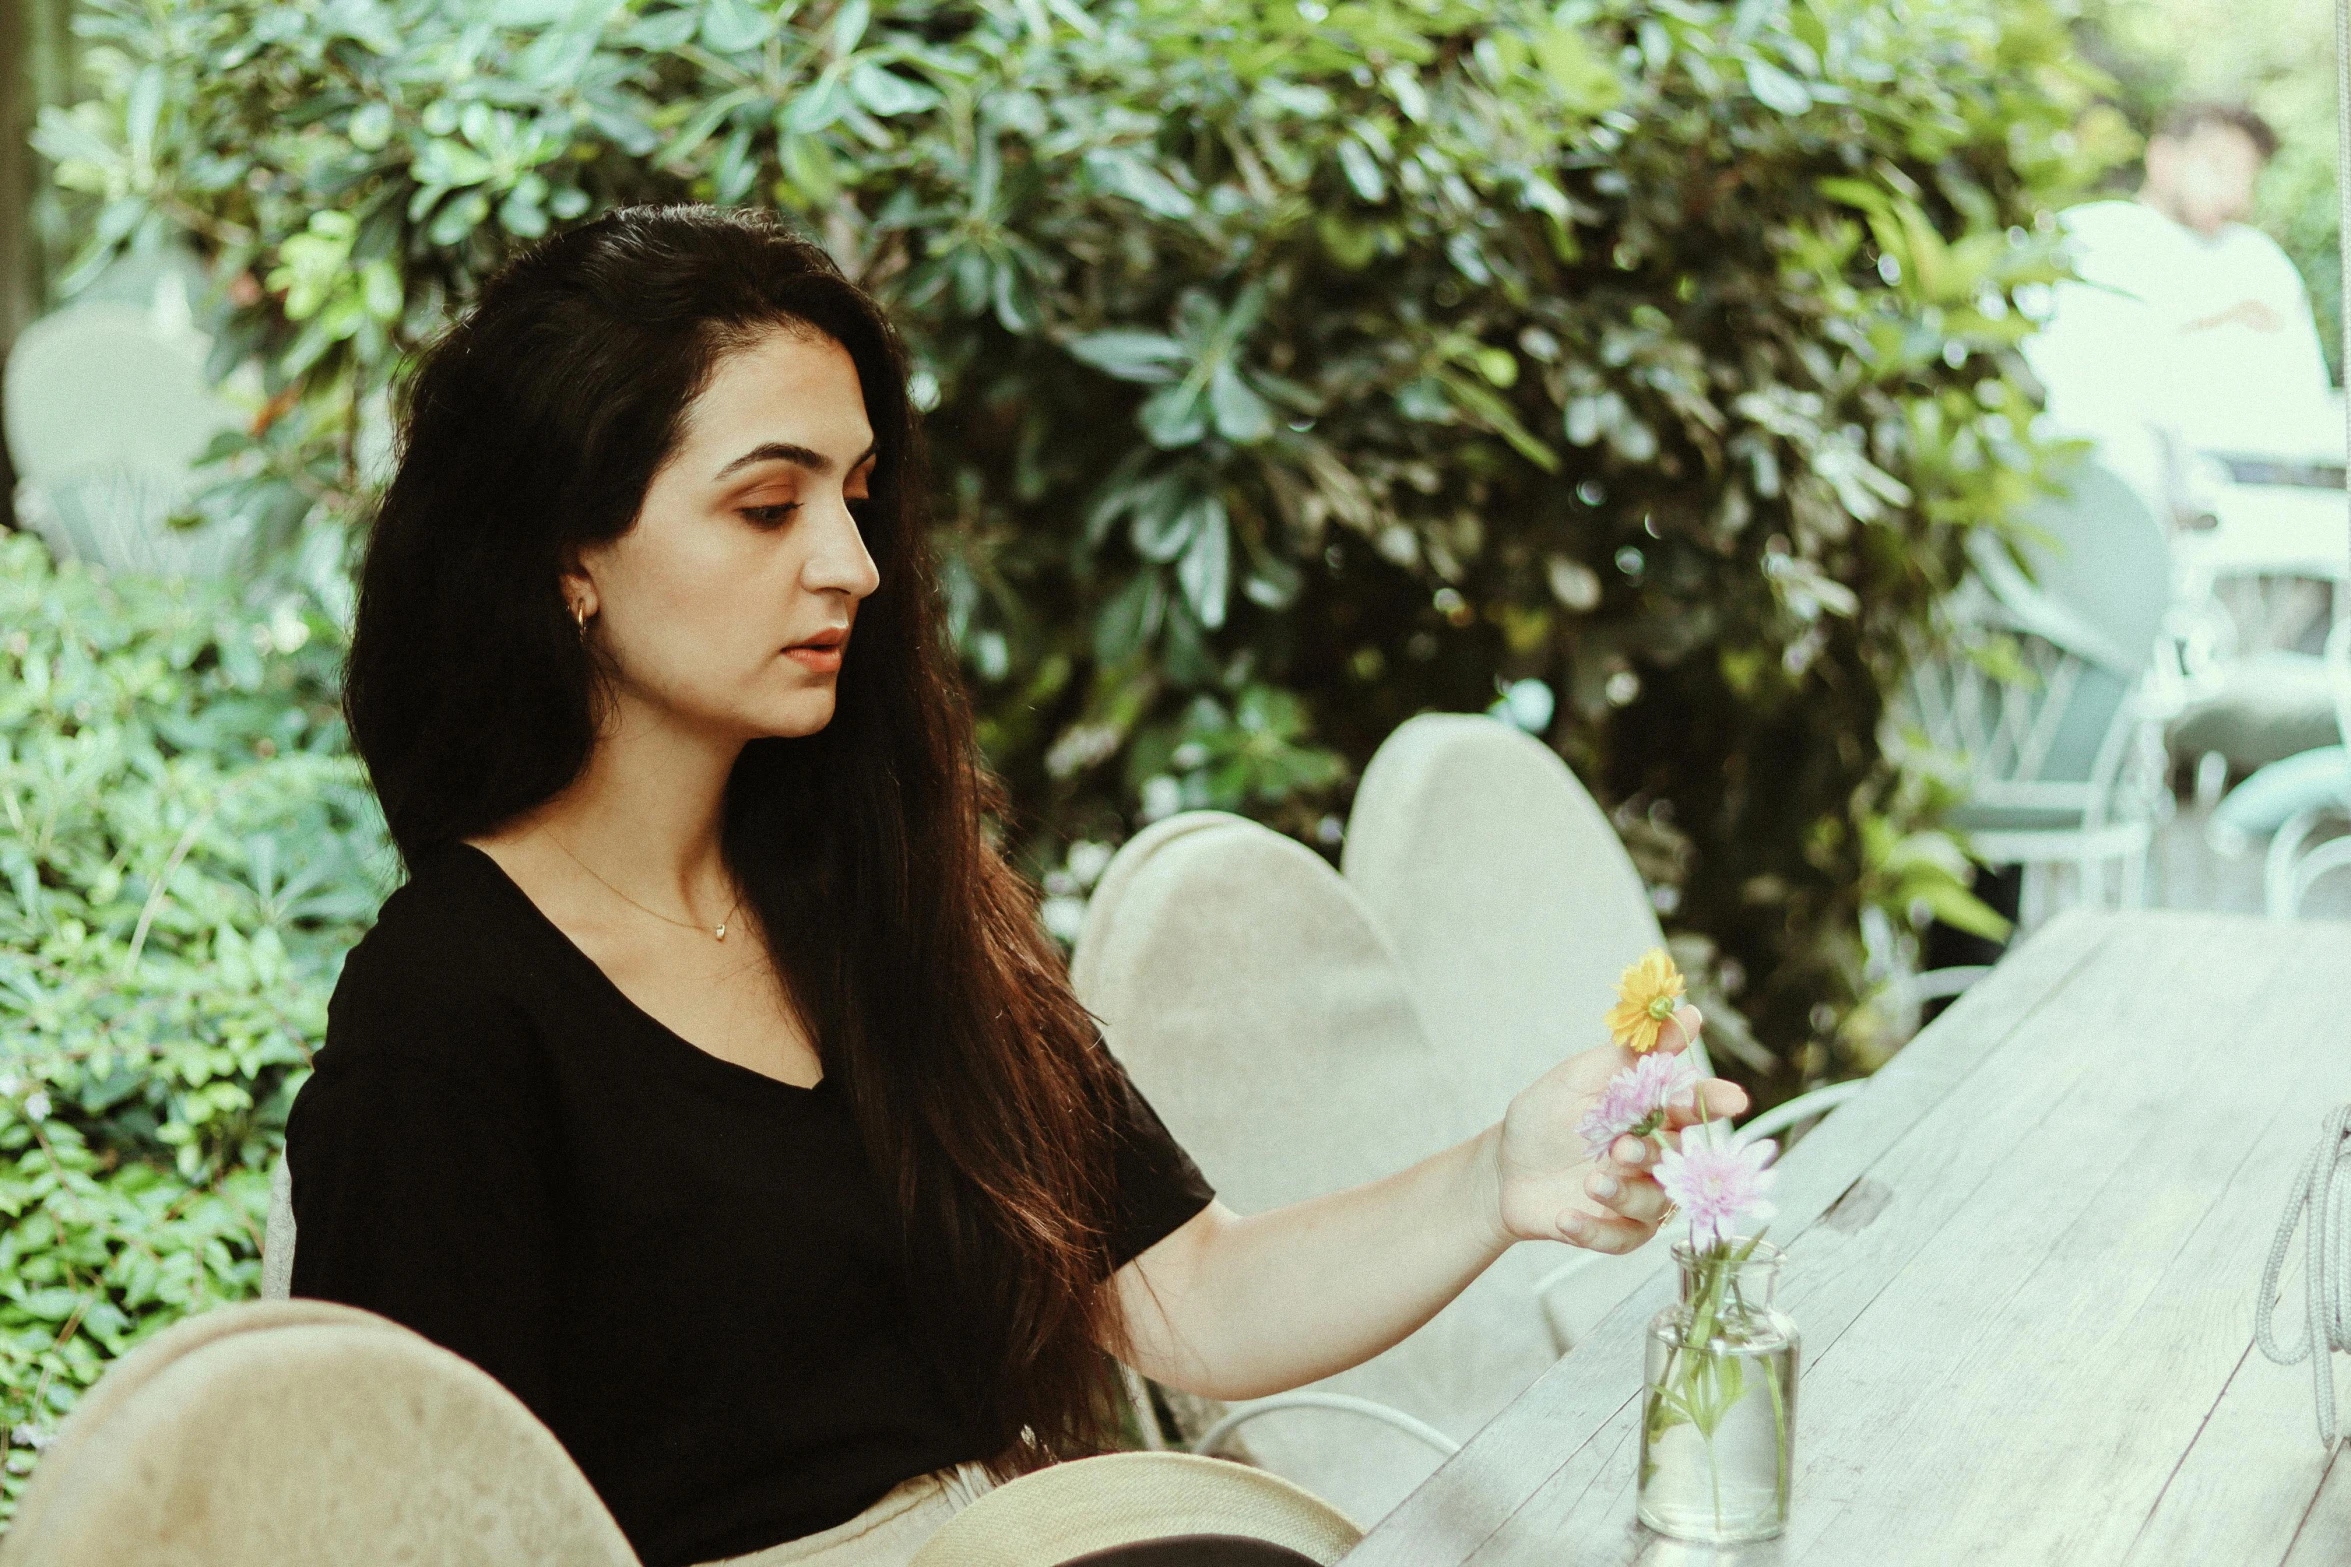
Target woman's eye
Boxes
[741,503,801,528]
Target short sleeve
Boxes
[1101,1052,1215,1272]
[287,939,567,1426]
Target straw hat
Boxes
[907,1452,1362,1567]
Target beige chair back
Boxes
[0,1299,639,1567]
[1070,813,1557,1525]
[261,1149,298,1299]
[1341,713,1665,1082]
[1341,713,1692,1347]
[907,1452,1360,1567]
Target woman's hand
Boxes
[1487,1007,1747,1254]
[1114,1004,1748,1401]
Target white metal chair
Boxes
[1902,460,2173,928]
[0,1299,638,1567]
[2,272,255,578]
[1334,713,1674,1354]
[2260,618,2351,919]
[261,1150,298,1300]
[1070,812,1521,1524]
[2165,548,2345,784]
[2282,836,2351,918]
[1336,714,1949,1350]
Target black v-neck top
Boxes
[285,842,1215,1567]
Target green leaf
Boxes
[778,133,841,202]
[1744,59,1814,116]
[700,0,776,53]
[1131,486,1203,563]
[1317,213,1380,269]
[1084,149,1197,220]
[490,0,586,22]
[426,188,491,247]
[781,69,847,135]
[347,102,394,152]
[1532,24,1622,113]
[850,62,940,117]
[413,139,494,189]
[1436,370,1560,472]
[663,86,761,166]
[830,0,871,56]
[1176,502,1231,630]
[1094,571,1166,664]
[125,66,164,172]
[713,124,758,203]
[1816,176,1892,217]
[625,7,700,49]
[1335,137,1385,203]
[991,261,1041,336]
[358,261,403,320]
[1139,381,1210,448]
[1915,880,2014,942]
[1207,364,1275,444]
[1066,331,1189,384]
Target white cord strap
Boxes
[2257,1105,2351,1447]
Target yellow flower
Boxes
[1606,948,1687,1054]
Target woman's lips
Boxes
[783,630,847,673]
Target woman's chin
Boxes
[747,687,839,740]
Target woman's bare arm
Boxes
[1108,1009,1742,1401]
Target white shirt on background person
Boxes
[2025,197,2337,486]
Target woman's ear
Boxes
[558,547,598,626]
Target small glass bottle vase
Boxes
[1636,1238,1799,1544]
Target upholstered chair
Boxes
[0,1298,638,1567]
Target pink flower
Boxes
[1580,1051,1701,1160]
[1656,1137,1780,1252]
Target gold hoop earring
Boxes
[571,600,590,636]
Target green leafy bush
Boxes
[35,0,2111,1084]
[5,0,2117,1491]
[0,529,385,1504]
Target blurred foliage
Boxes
[5,0,2128,1488]
[25,0,2119,1086]
[0,528,390,1507]
[2074,0,2345,379]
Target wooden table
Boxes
[1344,910,2351,1565]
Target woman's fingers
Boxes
[1663,1078,1749,1128]
[1651,1004,1748,1121]
[1557,1207,1655,1254]
[1656,1004,1705,1056]
[1586,1161,1672,1225]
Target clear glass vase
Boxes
[1637,1237,1798,1544]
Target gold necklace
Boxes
[543,829,743,942]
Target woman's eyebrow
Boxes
[712,440,880,483]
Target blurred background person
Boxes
[2026,101,2336,512]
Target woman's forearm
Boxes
[1109,1012,1735,1404]
[1112,1124,1513,1402]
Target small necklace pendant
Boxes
[714,923,728,942]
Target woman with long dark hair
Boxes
[286,203,1743,1567]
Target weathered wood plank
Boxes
[1357,912,2351,1566]
[2121,1340,2339,1567]
[1779,928,2334,1564]
[1466,912,2273,1564]
[2122,924,2351,1566]
[1344,909,2116,1566]
[2279,1441,2351,1567]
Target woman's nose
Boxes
[803,499,881,599]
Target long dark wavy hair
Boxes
[345,202,1127,1468]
